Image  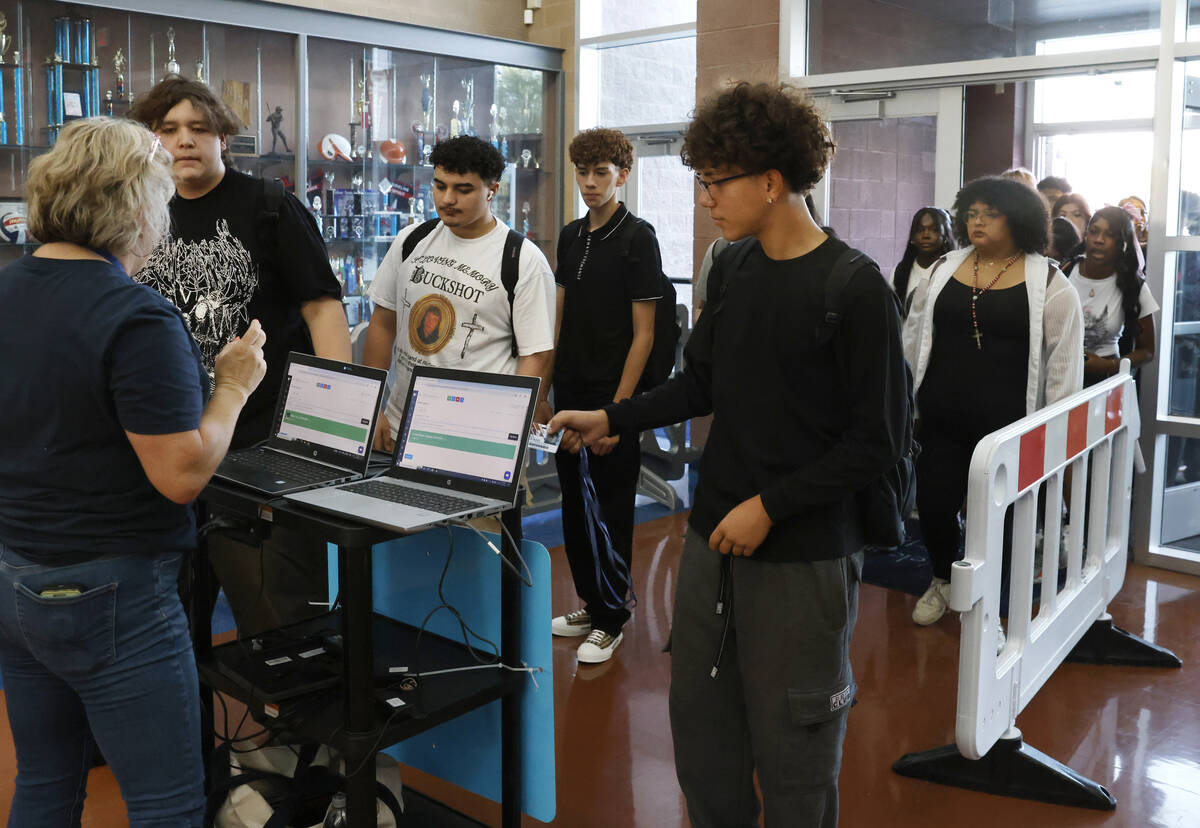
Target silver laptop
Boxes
[213,352,388,496]
[284,366,539,533]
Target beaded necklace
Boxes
[971,250,1022,350]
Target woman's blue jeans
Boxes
[0,542,204,827]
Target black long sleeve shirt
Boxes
[605,236,908,562]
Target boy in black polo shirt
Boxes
[550,128,662,663]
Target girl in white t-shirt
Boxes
[1063,205,1159,386]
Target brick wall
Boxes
[827,116,937,273]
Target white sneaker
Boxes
[552,608,592,637]
[912,578,951,626]
[577,629,623,663]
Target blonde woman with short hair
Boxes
[0,117,267,826]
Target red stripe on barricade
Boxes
[1019,424,1047,491]
[1067,402,1089,460]
[1106,385,1124,435]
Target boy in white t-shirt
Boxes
[362,136,556,449]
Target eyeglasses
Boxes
[965,209,1002,224]
[694,171,755,195]
[147,134,162,162]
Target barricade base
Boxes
[892,735,1117,811]
[1064,618,1183,668]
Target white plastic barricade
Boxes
[952,366,1138,761]
[895,362,1179,810]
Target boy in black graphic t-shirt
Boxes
[550,128,662,664]
[131,78,349,635]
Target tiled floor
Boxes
[2,509,1199,826]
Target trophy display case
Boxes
[0,1,563,326]
[0,0,300,265]
[306,38,559,326]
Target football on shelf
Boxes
[318,133,353,161]
[379,139,407,164]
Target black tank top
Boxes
[919,277,1030,439]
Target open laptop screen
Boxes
[274,358,382,464]
[394,374,532,486]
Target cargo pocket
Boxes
[14,582,117,676]
[779,681,856,791]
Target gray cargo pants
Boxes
[669,528,862,828]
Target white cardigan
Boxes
[904,246,1084,416]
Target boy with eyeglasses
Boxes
[550,83,909,827]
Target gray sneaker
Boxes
[577,629,623,663]
[551,608,592,637]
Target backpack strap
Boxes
[708,237,759,312]
[822,247,870,336]
[262,177,285,220]
[401,218,442,261]
[256,178,287,268]
[500,228,525,359]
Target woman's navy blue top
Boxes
[0,254,208,564]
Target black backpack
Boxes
[626,218,682,390]
[822,248,918,549]
[711,240,918,549]
[401,218,525,357]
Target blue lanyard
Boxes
[88,247,126,275]
[578,446,637,611]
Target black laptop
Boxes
[213,352,388,496]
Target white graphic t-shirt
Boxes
[1069,271,1159,357]
[368,219,555,429]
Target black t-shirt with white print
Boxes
[135,169,342,448]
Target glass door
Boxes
[623,131,694,312]
[813,87,964,280]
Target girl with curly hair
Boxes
[905,176,1083,628]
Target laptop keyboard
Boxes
[343,480,480,515]
[223,448,341,484]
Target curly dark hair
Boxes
[569,128,633,170]
[681,82,834,193]
[953,176,1049,254]
[128,77,241,167]
[1085,206,1146,355]
[429,136,505,183]
[893,207,956,302]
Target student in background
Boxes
[550,128,664,663]
[895,207,957,364]
[129,77,348,636]
[1037,175,1072,209]
[1052,192,1092,240]
[1046,215,1082,264]
[1062,206,1158,385]
[893,206,956,310]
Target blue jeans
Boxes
[0,542,204,827]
